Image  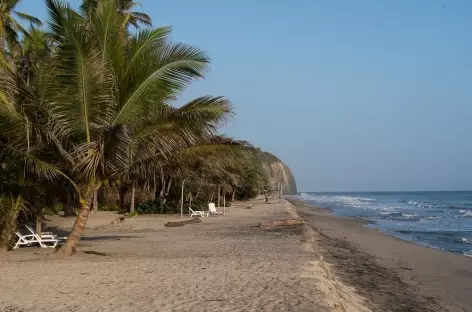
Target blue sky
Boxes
[17,0,472,192]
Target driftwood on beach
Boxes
[164,218,202,227]
[259,219,304,227]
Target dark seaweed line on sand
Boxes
[288,199,444,312]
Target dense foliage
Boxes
[0,0,296,255]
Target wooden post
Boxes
[217,185,221,208]
[181,180,184,218]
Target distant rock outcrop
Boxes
[260,152,297,195]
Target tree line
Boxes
[0,0,296,255]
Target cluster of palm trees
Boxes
[0,0,296,256]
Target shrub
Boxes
[100,204,121,212]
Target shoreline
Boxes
[288,198,472,312]
[2,198,471,311]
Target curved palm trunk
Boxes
[58,189,95,256]
[0,209,18,252]
[0,194,23,252]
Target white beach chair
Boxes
[13,232,38,249]
[189,207,206,218]
[24,225,66,240]
[208,203,223,216]
[13,231,59,249]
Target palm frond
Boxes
[115,41,209,126]
[46,0,117,141]
[14,11,43,26]
[128,11,152,26]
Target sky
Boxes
[16,0,472,192]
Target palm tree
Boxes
[0,0,297,255]
[41,0,235,255]
[18,26,51,85]
[80,0,151,28]
[0,40,70,251]
[0,0,42,53]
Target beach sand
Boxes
[290,199,472,312]
[1,199,367,312]
[3,199,468,312]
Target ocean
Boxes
[295,191,472,256]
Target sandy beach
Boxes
[2,199,471,312]
[290,199,472,312]
[1,199,362,312]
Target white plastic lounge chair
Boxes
[189,207,206,218]
[13,232,59,249]
[208,203,223,216]
[13,232,38,249]
[24,225,66,240]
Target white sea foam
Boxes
[297,194,376,207]
[421,216,439,220]
[458,210,472,218]
[406,200,433,209]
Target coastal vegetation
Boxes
[0,0,296,255]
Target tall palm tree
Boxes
[2,0,212,254]
[0,0,42,53]
[42,0,233,255]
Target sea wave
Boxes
[297,193,376,207]
[421,216,440,220]
[379,212,421,221]
[458,210,472,218]
[405,200,434,209]
[296,191,472,256]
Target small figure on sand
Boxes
[264,188,272,203]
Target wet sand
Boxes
[289,199,472,312]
